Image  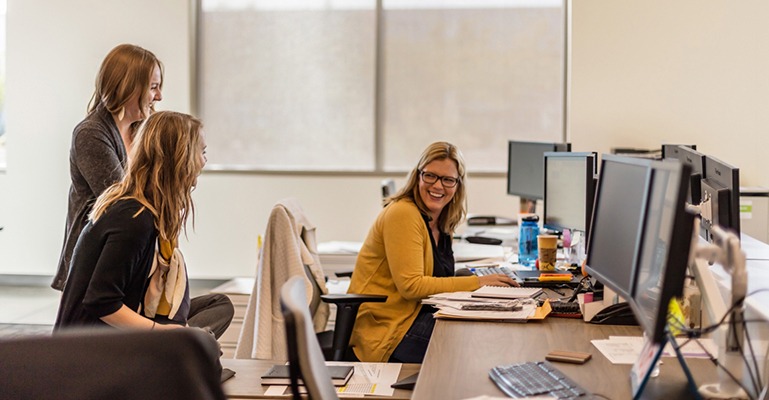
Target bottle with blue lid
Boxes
[518,215,539,266]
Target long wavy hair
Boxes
[89,111,205,242]
[388,141,468,234]
[88,44,164,120]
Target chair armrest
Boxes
[320,293,387,305]
[320,293,387,361]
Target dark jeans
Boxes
[389,311,436,363]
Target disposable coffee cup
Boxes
[537,234,558,271]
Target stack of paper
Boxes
[423,291,540,322]
[471,285,543,299]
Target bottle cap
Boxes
[522,215,539,222]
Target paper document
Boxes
[662,337,718,359]
[263,362,402,397]
[423,298,521,311]
[592,335,720,365]
[591,336,645,364]
[471,285,543,299]
[433,303,536,322]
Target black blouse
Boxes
[424,216,454,277]
[421,215,454,313]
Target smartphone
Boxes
[545,350,592,364]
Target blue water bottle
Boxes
[518,215,539,266]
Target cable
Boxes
[741,319,762,394]
[664,288,769,398]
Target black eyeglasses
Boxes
[420,170,460,188]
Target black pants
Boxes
[156,293,235,340]
[389,311,436,363]
[187,293,235,339]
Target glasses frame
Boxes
[419,170,460,188]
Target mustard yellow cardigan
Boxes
[348,199,481,362]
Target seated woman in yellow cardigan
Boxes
[348,141,517,363]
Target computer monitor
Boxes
[542,152,596,236]
[631,161,696,343]
[661,144,696,160]
[506,140,571,206]
[700,155,741,240]
[676,145,706,205]
[585,155,652,300]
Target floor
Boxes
[0,275,226,340]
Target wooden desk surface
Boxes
[412,318,717,399]
[221,358,420,399]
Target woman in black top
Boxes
[55,111,206,331]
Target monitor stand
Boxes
[630,330,699,400]
[690,225,751,399]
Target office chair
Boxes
[236,198,386,361]
[281,275,340,400]
[0,328,226,400]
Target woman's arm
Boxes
[100,304,181,330]
[384,203,483,299]
[73,126,125,196]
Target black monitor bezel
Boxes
[701,155,741,239]
[661,144,697,160]
[674,145,705,206]
[542,151,597,236]
[629,161,695,343]
[585,155,654,300]
[506,140,571,200]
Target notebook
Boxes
[261,364,354,386]
[220,367,236,383]
[470,285,543,299]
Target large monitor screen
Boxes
[631,160,695,343]
[701,155,741,240]
[543,152,596,234]
[506,141,571,201]
[585,155,652,299]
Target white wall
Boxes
[181,174,513,277]
[0,0,515,278]
[0,0,194,276]
[4,0,769,278]
[569,0,769,190]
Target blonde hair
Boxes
[90,111,204,242]
[388,141,467,234]
[88,44,163,120]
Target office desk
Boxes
[222,359,420,399]
[412,318,717,399]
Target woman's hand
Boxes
[478,274,519,287]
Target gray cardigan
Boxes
[53,104,126,290]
